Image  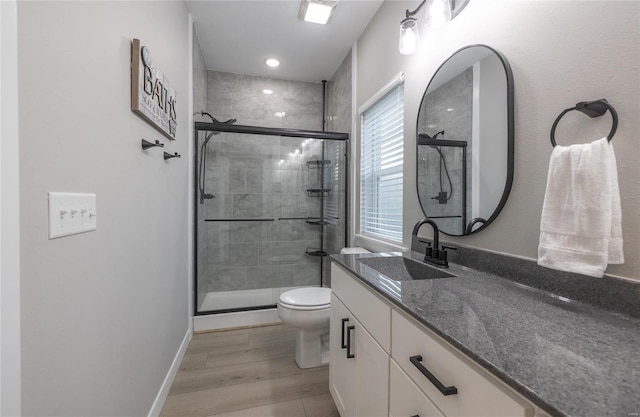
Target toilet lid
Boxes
[279,287,331,308]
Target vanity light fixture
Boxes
[399,14,420,56]
[298,0,336,25]
[399,0,455,55]
[428,0,452,28]
[265,58,280,68]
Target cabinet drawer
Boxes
[390,359,443,417]
[331,262,391,352]
[392,310,533,417]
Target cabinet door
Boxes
[355,318,389,417]
[329,294,357,417]
[389,360,443,417]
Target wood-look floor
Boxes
[161,324,340,417]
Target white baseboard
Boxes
[147,328,192,417]
[193,308,281,332]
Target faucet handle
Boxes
[441,244,457,252]
[417,238,432,247]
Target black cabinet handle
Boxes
[341,318,349,348]
[410,415,420,417]
[346,325,355,359]
[410,355,458,396]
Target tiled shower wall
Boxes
[417,67,473,234]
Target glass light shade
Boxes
[427,0,452,28]
[399,18,419,55]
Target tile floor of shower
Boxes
[161,324,339,417]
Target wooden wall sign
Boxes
[131,39,177,140]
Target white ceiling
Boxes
[186,0,384,83]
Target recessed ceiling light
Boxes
[446,108,455,112]
[263,89,274,95]
[298,0,336,25]
[265,58,280,68]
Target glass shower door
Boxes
[195,130,345,314]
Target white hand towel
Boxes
[538,137,624,277]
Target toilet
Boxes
[277,247,371,369]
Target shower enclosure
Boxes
[194,121,348,315]
[417,138,468,235]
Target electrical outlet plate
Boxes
[48,192,97,239]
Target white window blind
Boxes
[360,83,404,243]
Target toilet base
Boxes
[294,325,330,369]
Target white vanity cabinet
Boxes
[330,261,541,417]
[330,263,390,417]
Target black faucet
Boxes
[412,218,449,268]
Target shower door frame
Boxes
[193,121,350,316]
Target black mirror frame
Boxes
[415,44,515,236]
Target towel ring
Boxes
[550,99,618,147]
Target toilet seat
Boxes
[279,287,331,311]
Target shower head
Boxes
[201,116,238,143]
[418,130,445,147]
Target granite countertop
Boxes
[331,251,640,417]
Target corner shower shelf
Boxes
[306,160,331,169]
[306,248,329,257]
[306,188,331,197]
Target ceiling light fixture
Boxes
[263,89,274,95]
[265,58,280,68]
[298,0,336,25]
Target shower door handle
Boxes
[346,325,355,359]
[340,318,349,348]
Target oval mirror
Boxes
[417,44,514,236]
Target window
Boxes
[360,81,404,243]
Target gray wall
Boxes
[193,33,210,309]
[356,0,640,281]
[18,1,190,415]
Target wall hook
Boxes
[164,152,181,160]
[141,139,164,150]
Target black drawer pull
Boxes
[409,355,458,396]
[346,325,355,358]
[410,415,420,417]
[341,318,349,348]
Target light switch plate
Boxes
[48,192,97,239]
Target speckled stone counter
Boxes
[330,251,640,417]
